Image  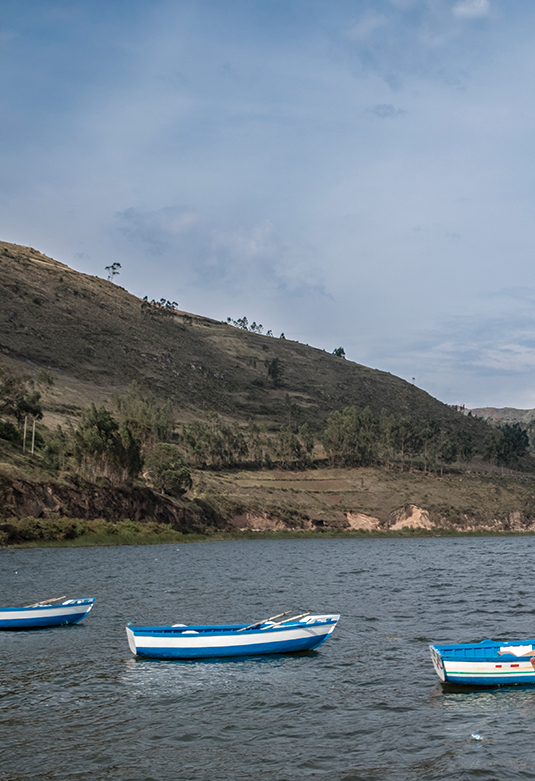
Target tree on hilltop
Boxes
[105,262,121,281]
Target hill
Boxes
[2,239,535,542]
[0,240,487,439]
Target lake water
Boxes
[2,537,535,780]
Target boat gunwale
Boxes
[430,638,535,663]
[130,617,339,638]
[0,598,95,614]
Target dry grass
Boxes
[0,240,491,441]
[193,463,535,528]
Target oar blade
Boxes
[237,610,292,632]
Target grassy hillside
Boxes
[0,240,488,441]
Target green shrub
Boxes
[0,420,21,444]
[145,443,192,497]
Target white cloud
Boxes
[346,13,389,43]
[452,0,491,19]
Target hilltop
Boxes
[0,240,487,438]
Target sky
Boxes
[2,0,535,409]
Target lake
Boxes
[2,537,535,780]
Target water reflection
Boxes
[435,681,535,710]
[121,650,319,701]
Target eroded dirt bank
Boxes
[0,475,224,533]
[2,467,535,544]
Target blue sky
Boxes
[2,0,535,409]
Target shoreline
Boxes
[3,527,535,549]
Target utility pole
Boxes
[22,416,27,454]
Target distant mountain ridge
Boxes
[469,407,535,425]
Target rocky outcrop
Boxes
[345,505,435,531]
[345,512,382,531]
[231,512,315,531]
[456,510,535,533]
[231,512,287,531]
[503,510,535,531]
[387,504,435,531]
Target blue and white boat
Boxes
[126,612,340,660]
[430,639,535,685]
[0,597,95,629]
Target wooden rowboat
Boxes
[0,597,95,629]
[430,639,535,685]
[126,612,340,660]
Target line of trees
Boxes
[482,423,530,468]
[322,407,472,472]
[180,417,314,470]
[1,363,534,495]
[226,315,288,338]
[322,407,530,472]
[141,296,179,316]
[0,374,191,497]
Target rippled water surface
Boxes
[2,537,535,780]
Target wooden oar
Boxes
[261,612,310,629]
[237,611,292,632]
[24,596,67,607]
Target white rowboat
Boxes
[0,598,95,629]
[126,613,340,659]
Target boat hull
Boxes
[0,598,95,629]
[127,614,340,660]
[430,639,535,685]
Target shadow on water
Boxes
[0,622,89,633]
[129,648,318,666]
[441,680,535,695]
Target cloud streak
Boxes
[370,103,406,117]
